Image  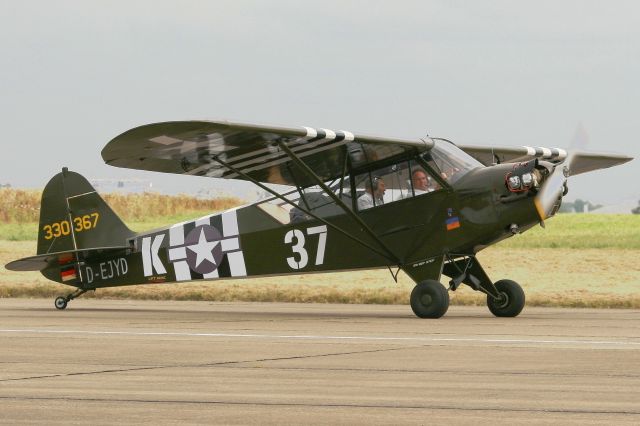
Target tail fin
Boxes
[37,168,134,255]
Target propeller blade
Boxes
[534,153,575,220]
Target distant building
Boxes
[90,179,153,193]
[585,199,638,214]
[559,199,603,213]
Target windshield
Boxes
[425,139,483,184]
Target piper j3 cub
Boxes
[6,120,632,318]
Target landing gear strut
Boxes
[54,288,91,310]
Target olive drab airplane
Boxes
[6,120,633,318]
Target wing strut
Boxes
[210,156,398,263]
[276,141,401,266]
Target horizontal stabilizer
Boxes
[5,246,130,272]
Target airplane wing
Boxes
[457,145,568,166]
[458,144,632,176]
[102,121,432,187]
[568,152,634,176]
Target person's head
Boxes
[412,169,429,191]
[365,176,385,197]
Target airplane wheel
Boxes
[487,279,525,317]
[410,280,449,318]
[54,297,67,310]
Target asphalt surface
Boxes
[1,299,639,425]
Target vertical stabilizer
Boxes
[37,168,134,255]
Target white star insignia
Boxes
[187,228,220,267]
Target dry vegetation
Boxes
[1,188,639,309]
[0,188,240,223]
[0,189,41,222]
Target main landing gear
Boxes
[408,256,525,319]
[410,280,450,318]
[54,288,91,310]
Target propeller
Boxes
[534,123,591,220]
[534,152,575,220]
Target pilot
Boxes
[412,169,435,195]
[358,177,385,210]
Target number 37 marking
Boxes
[284,225,327,270]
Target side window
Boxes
[290,177,353,223]
[354,173,385,211]
[257,177,352,225]
[355,161,413,211]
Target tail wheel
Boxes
[54,297,68,310]
[487,279,525,317]
[410,280,449,318]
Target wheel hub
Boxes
[495,292,509,308]
[54,297,67,310]
[420,293,433,306]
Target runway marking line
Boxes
[0,328,639,347]
[1,395,640,416]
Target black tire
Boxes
[487,279,525,317]
[410,280,449,318]
[54,296,67,310]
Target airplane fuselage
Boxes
[43,163,541,290]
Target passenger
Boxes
[357,177,385,210]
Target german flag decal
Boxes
[60,265,77,282]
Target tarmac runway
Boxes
[1,299,639,425]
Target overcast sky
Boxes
[1,0,638,203]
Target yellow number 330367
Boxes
[42,213,100,240]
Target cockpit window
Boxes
[354,160,442,211]
[425,139,483,184]
[257,143,472,220]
